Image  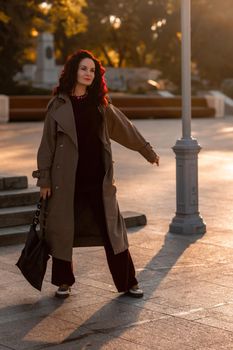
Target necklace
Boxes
[72,92,88,100]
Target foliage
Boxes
[191,0,233,85]
[0,0,87,93]
[38,0,87,37]
[0,1,37,92]
[155,0,181,88]
[157,0,233,88]
[1,0,233,94]
[59,0,173,68]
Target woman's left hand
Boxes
[152,154,160,166]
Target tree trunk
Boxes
[100,45,114,67]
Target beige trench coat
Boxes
[33,93,157,262]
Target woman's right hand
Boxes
[40,187,51,200]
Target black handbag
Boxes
[16,198,50,291]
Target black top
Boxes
[70,94,105,190]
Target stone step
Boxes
[0,211,147,246]
[122,211,147,227]
[0,187,40,208]
[0,205,36,228]
[0,225,30,246]
[0,175,28,191]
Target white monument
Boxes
[34,32,59,87]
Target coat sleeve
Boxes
[32,100,57,187]
[105,103,157,163]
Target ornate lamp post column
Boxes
[169,0,206,235]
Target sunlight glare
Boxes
[220,127,233,133]
[109,15,121,29]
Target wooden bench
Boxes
[112,95,215,118]
[9,95,215,121]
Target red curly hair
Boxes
[53,49,108,106]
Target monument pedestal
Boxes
[35,32,58,87]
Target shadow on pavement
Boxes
[0,232,204,349]
[0,295,67,348]
[55,231,204,349]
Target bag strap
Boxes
[32,197,48,238]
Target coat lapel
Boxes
[52,94,78,148]
[51,95,109,152]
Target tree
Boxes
[156,0,233,88]
[191,0,233,85]
[0,0,87,93]
[152,0,181,88]
[56,0,174,68]
[0,1,37,92]
[2,0,232,93]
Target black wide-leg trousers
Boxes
[52,242,137,292]
[51,188,138,292]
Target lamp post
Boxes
[169,0,206,235]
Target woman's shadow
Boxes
[56,229,204,348]
[0,229,204,349]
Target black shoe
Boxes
[55,284,71,298]
[127,285,144,298]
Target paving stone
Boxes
[51,299,167,331]
[78,277,117,293]
[145,280,233,309]
[196,315,233,333]
[0,288,113,326]
[0,269,24,286]
[0,280,42,308]
[0,316,88,350]
[78,269,117,286]
[0,345,14,350]
[73,249,109,268]
[0,277,115,311]
[108,316,233,350]
[197,345,233,350]
[42,332,151,350]
[0,244,24,268]
[197,266,233,289]
[116,294,184,316]
[1,119,233,348]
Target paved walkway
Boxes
[1,117,233,349]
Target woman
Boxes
[33,49,159,299]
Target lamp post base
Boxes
[169,213,206,235]
[169,137,206,236]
